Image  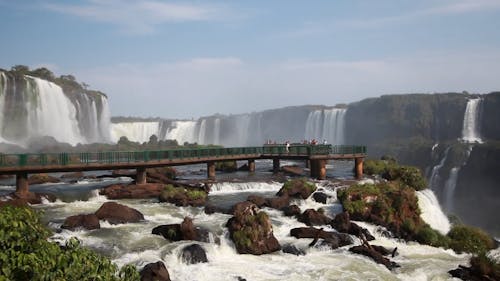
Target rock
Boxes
[281,204,301,217]
[140,261,171,281]
[281,165,304,176]
[331,212,375,241]
[276,178,316,199]
[282,244,306,256]
[152,224,182,241]
[204,203,230,215]
[290,227,353,249]
[152,217,209,242]
[215,161,237,172]
[60,172,85,179]
[95,202,144,224]
[159,185,207,207]
[349,245,400,270]
[312,192,329,204]
[180,217,198,241]
[266,195,290,209]
[100,183,164,199]
[62,214,100,230]
[180,244,208,264]
[28,174,60,185]
[299,209,331,226]
[4,191,56,205]
[147,167,177,180]
[226,202,281,255]
[247,195,267,207]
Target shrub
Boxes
[363,159,427,191]
[447,225,495,254]
[415,224,450,247]
[0,206,139,280]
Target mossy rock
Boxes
[276,178,316,199]
[159,184,207,207]
[363,159,427,191]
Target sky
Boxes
[1,0,499,119]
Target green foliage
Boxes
[162,184,207,201]
[398,166,427,191]
[447,225,495,254]
[0,206,139,281]
[363,159,427,191]
[233,229,252,248]
[282,178,317,193]
[415,225,450,247]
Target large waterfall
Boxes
[0,72,111,146]
[111,122,160,143]
[461,98,483,143]
[304,108,346,144]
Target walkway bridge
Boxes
[0,144,366,194]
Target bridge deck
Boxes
[0,145,366,175]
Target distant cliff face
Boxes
[481,92,500,140]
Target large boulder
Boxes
[312,192,330,204]
[276,178,316,199]
[100,183,164,199]
[204,203,231,215]
[282,244,306,256]
[140,261,171,281]
[95,202,144,224]
[62,214,100,230]
[299,209,332,226]
[152,217,209,242]
[281,204,301,217]
[349,245,399,270]
[290,227,353,249]
[247,195,290,210]
[159,185,207,207]
[180,244,208,264]
[331,212,375,241]
[226,201,281,255]
[3,191,56,205]
[152,224,182,241]
[247,195,267,207]
[28,174,60,185]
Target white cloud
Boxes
[44,0,228,33]
[74,51,500,119]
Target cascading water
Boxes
[461,98,483,143]
[164,121,198,144]
[417,189,451,234]
[213,118,221,145]
[428,147,451,191]
[111,122,160,143]
[304,108,346,144]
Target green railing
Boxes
[0,145,366,168]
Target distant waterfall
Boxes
[164,121,198,145]
[111,122,160,143]
[428,147,451,191]
[461,98,483,143]
[305,108,346,144]
[443,145,473,212]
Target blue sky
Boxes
[1,0,499,119]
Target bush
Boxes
[447,225,495,254]
[363,159,427,191]
[415,224,450,247]
[0,206,139,280]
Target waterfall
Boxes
[213,118,220,145]
[198,119,207,144]
[461,98,483,143]
[443,167,460,212]
[305,108,346,144]
[111,122,160,143]
[428,147,451,191]
[164,121,198,145]
[417,189,451,235]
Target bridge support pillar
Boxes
[310,160,326,180]
[207,162,216,180]
[136,167,147,184]
[305,160,310,169]
[355,157,364,179]
[248,159,255,173]
[273,159,280,173]
[15,172,29,195]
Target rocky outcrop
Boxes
[247,194,290,210]
[100,183,164,199]
[298,209,331,226]
[180,244,208,264]
[312,192,330,204]
[331,212,375,241]
[349,245,399,270]
[61,214,100,230]
[281,204,301,217]
[28,174,60,185]
[290,227,353,249]
[140,261,171,281]
[94,202,144,224]
[159,185,207,207]
[204,203,231,215]
[276,178,316,199]
[152,217,209,242]
[0,191,56,206]
[226,202,281,255]
[281,244,306,256]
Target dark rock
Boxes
[180,244,208,264]
[290,227,353,249]
[371,245,392,256]
[281,204,301,217]
[227,202,281,255]
[140,261,171,281]
[282,244,306,256]
[2,191,56,205]
[349,245,400,270]
[94,202,144,224]
[62,214,100,230]
[331,212,375,241]
[281,165,304,176]
[266,195,290,209]
[276,178,316,199]
[312,192,329,204]
[204,203,230,215]
[299,209,331,226]
[100,183,164,199]
[28,174,60,185]
[152,217,210,242]
[247,195,267,207]
[152,224,182,241]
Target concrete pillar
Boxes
[15,172,29,195]
[305,160,310,168]
[273,158,280,174]
[248,159,256,173]
[310,160,326,180]
[136,167,147,184]
[355,157,364,179]
[207,162,216,180]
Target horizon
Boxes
[1,0,499,119]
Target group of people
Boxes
[265,139,329,153]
